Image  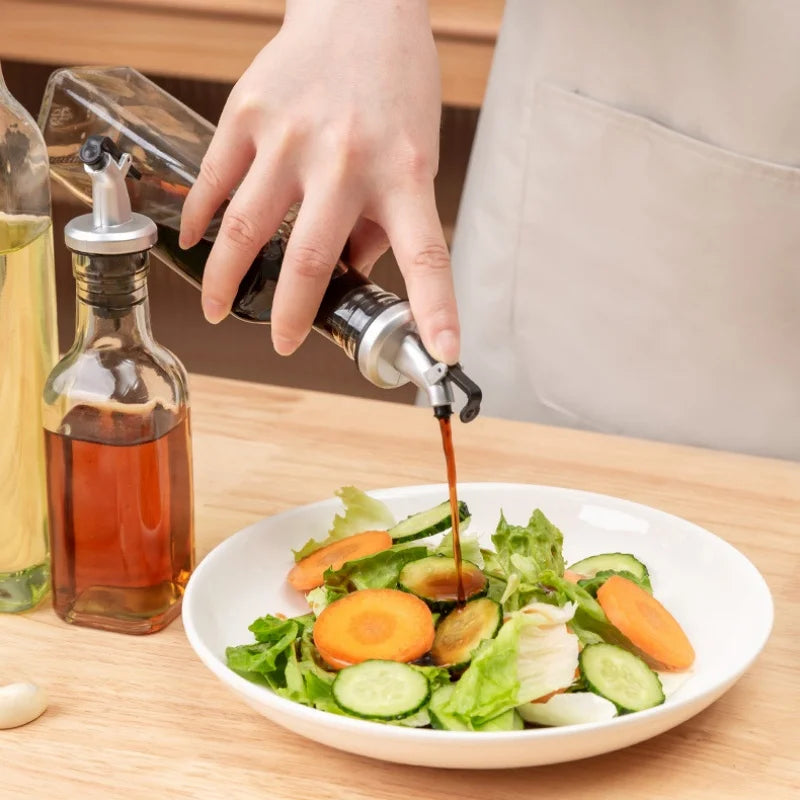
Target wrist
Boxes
[284,0,430,25]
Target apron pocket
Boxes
[512,82,800,458]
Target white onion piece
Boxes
[518,692,618,727]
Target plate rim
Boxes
[182,481,774,745]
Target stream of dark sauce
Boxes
[438,415,465,605]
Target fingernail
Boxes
[273,334,300,357]
[178,227,196,250]
[203,298,229,325]
[433,330,460,365]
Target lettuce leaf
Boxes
[532,570,626,646]
[480,547,508,603]
[226,612,338,709]
[429,684,523,731]
[249,613,313,642]
[323,545,428,591]
[409,663,452,693]
[305,584,347,617]
[225,617,302,686]
[577,569,652,596]
[293,486,396,562]
[491,510,565,611]
[232,614,343,714]
[432,530,484,569]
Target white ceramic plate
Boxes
[182,483,773,769]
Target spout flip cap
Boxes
[64,136,156,255]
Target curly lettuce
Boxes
[491,509,566,611]
[293,487,396,561]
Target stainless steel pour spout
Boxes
[64,136,156,256]
[354,301,482,423]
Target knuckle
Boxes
[288,242,334,281]
[397,142,437,182]
[198,154,226,193]
[220,209,262,251]
[338,131,369,164]
[409,242,451,276]
[229,84,264,121]
[324,121,371,172]
[275,120,305,151]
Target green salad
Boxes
[226,487,694,730]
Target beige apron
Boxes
[451,0,800,461]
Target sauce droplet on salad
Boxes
[438,415,465,605]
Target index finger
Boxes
[382,190,460,365]
[179,108,255,249]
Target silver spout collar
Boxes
[64,150,156,255]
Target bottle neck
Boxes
[72,251,154,348]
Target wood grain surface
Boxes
[1,375,798,798]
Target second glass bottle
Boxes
[42,137,194,634]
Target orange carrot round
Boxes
[563,569,585,583]
[313,588,435,669]
[287,531,392,592]
[314,649,353,671]
[597,575,695,671]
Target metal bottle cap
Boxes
[64,136,157,255]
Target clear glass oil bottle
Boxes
[42,141,194,633]
[43,250,194,634]
[0,60,58,612]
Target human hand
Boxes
[180,0,460,364]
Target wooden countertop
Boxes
[0,0,504,108]
[2,375,797,798]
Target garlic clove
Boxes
[0,682,48,729]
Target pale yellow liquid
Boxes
[0,214,58,610]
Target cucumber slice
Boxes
[579,643,665,713]
[577,569,650,597]
[398,556,487,611]
[569,553,652,591]
[388,500,470,543]
[431,597,502,668]
[332,660,430,720]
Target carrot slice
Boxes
[597,575,695,671]
[563,570,584,583]
[314,648,353,671]
[313,588,435,668]
[287,530,392,592]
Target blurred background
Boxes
[1,0,504,404]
